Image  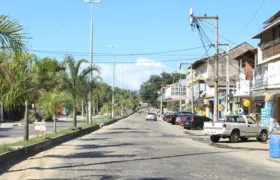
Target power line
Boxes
[28,46,209,57]
[92,57,201,64]
[235,0,266,41]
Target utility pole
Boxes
[121,65,124,115]
[190,8,219,121]
[179,66,182,111]
[225,45,230,113]
[160,86,163,115]
[109,45,118,118]
[84,0,101,123]
[191,65,194,114]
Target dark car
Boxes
[175,112,193,125]
[165,113,178,125]
[183,115,212,129]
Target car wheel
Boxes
[240,137,248,141]
[186,127,191,130]
[258,130,268,142]
[230,130,240,143]
[210,135,220,143]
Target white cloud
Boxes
[97,58,166,90]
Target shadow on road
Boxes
[7,150,250,173]
[59,143,136,150]
[96,131,149,135]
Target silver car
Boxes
[146,112,157,121]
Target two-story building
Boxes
[161,80,187,112]
[186,42,254,119]
[252,11,280,127]
[233,48,256,115]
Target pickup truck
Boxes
[202,115,268,143]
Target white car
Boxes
[203,115,268,143]
[146,112,157,121]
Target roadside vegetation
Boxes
[0,15,139,142]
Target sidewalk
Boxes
[183,128,280,164]
[0,122,23,128]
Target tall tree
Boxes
[0,15,27,53]
[61,56,100,128]
[38,91,71,133]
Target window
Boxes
[242,60,246,68]
[226,116,239,123]
[247,116,256,124]
[238,117,246,123]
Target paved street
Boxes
[1,113,280,180]
[0,116,104,145]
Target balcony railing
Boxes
[260,37,280,61]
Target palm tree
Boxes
[1,53,38,140]
[61,56,100,128]
[78,76,102,123]
[38,91,71,133]
[0,15,27,53]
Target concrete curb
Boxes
[0,114,132,173]
[267,157,280,164]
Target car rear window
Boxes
[148,113,154,115]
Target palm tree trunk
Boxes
[73,102,77,128]
[0,101,3,122]
[86,105,89,124]
[96,99,99,114]
[24,100,29,141]
[81,100,84,117]
[53,114,57,133]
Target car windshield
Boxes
[148,113,154,115]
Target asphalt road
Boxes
[1,113,280,180]
[0,116,103,139]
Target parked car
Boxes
[175,113,192,125]
[203,115,268,143]
[183,115,212,130]
[165,113,178,125]
[146,112,157,121]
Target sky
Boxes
[1,0,278,90]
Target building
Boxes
[186,42,254,119]
[251,11,280,127]
[233,48,257,116]
[161,80,187,112]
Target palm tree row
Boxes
[0,15,139,141]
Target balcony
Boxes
[260,37,280,61]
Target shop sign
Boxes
[235,80,251,96]
[268,61,280,85]
[261,108,268,127]
[252,64,268,87]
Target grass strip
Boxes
[0,115,128,155]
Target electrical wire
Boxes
[28,46,210,57]
[235,0,266,41]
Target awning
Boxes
[252,19,280,39]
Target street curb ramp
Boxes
[0,113,134,174]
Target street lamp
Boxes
[83,0,101,124]
[109,45,119,118]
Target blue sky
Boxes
[1,0,278,90]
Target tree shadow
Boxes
[61,143,136,149]
[97,131,149,135]
[31,150,136,160]
[78,137,111,141]
[7,150,248,173]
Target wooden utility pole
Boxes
[190,9,219,121]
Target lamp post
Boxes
[109,45,118,118]
[84,0,101,123]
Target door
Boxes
[237,116,247,137]
[246,116,259,137]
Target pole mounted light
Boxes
[83,0,101,124]
[109,45,119,118]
